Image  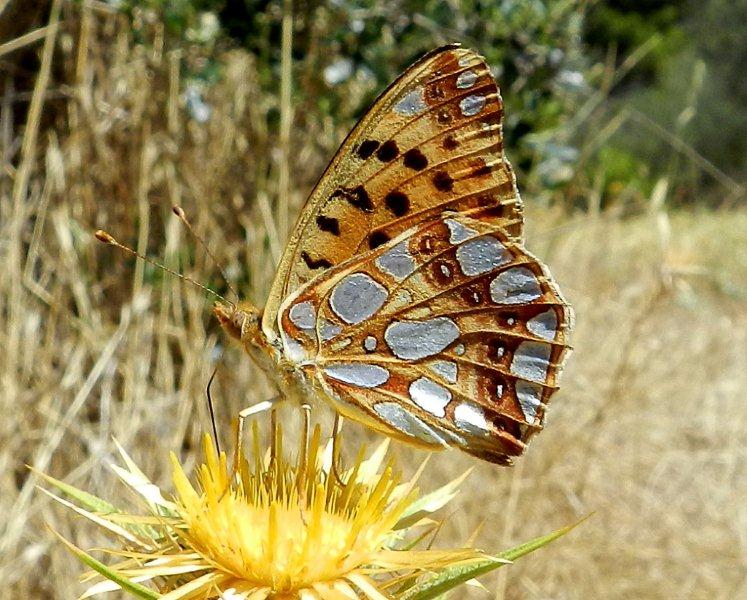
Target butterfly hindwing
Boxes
[263,45,523,341]
[277,214,572,464]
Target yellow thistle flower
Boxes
[38,423,577,600]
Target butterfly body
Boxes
[220,45,573,465]
[214,301,315,406]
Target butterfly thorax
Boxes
[214,301,312,401]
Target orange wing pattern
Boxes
[262,45,523,341]
[276,214,572,465]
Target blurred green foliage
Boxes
[117,0,744,207]
[122,0,587,196]
[583,0,745,206]
[585,0,688,86]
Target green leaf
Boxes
[394,469,472,530]
[32,468,120,514]
[397,518,588,600]
[53,531,161,600]
[35,470,164,542]
[495,517,588,562]
[397,556,508,600]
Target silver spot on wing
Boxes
[329,272,388,324]
[320,319,342,341]
[375,241,415,281]
[459,94,486,116]
[363,335,377,352]
[373,402,450,447]
[409,376,452,417]
[444,218,478,244]
[324,363,390,388]
[454,402,490,434]
[527,309,558,341]
[455,236,510,276]
[428,360,458,384]
[384,317,460,360]
[456,70,477,89]
[280,329,308,363]
[393,87,427,116]
[490,267,542,304]
[510,341,551,383]
[516,380,543,424]
[289,301,316,330]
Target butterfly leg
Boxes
[224,395,285,496]
[331,413,345,485]
[270,408,279,462]
[289,401,313,527]
[297,402,312,502]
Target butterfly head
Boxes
[213,300,262,344]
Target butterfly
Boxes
[214,44,573,465]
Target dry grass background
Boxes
[2,5,746,599]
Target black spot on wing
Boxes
[316,215,340,235]
[356,139,380,160]
[384,191,410,217]
[368,231,390,249]
[437,108,453,124]
[403,148,428,171]
[433,170,454,192]
[426,81,446,100]
[301,251,333,270]
[333,185,373,212]
[376,140,399,162]
[469,162,495,178]
[443,135,459,150]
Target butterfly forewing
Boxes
[277,214,572,465]
[263,45,523,341]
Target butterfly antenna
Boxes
[94,230,234,307]
[172,205,240,301]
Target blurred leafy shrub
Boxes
[585,0,688,87]
[32,0,742,207]
[581,0,745,207]
[119,0,589,199]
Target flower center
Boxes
[182,492,381,591]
